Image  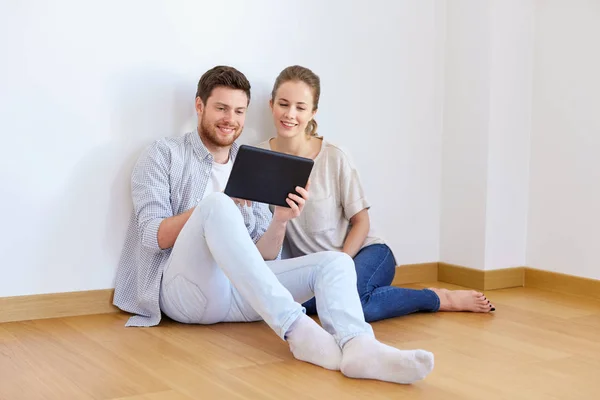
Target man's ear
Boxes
[195,97,204,115]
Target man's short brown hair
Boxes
[196,66,251,105]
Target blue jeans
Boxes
[302,244,440,322]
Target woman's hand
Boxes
[273,180,311,223]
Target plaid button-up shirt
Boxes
[113,129,275,327]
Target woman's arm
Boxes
[255,185,310,260]
[342,209,370,257]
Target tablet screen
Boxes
[224,145,314,207]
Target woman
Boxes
[257,65,495,322]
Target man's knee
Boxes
[199,192,241,218]
[187,192,241,231]
[336,251,355,268]
[322,251,357,276]
[201,191,234,209]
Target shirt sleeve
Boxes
[339,152,371,221]
[130,141,173,251]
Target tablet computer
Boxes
[224,144,314,207]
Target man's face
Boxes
[196,86,248,149]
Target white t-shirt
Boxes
[202,158,233,199]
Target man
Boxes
[113,65,434,385]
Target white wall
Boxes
[527,0,600,280]
[484,0,534,270]
[0,0,443,297]
[440,0,534,271]
[439,0,491,270]
[441,0,598,279]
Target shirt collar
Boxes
[190,127,240,161]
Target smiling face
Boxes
[196,86,248,149]
[270,80,317,139]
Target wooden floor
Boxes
[1,282,599,400]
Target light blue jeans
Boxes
[159,192,373,346]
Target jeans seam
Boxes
[363,246,393,294]
[162,273,208,323]
[229,287,252,322]
[315,253,352,346]
[319,260,338,343]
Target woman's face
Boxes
[270,80,316,139]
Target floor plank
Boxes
[2,318,167,400]
[1,283,598,400]
[112,390,195,400]
[0,326,16,343]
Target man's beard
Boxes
[199,117,241,149]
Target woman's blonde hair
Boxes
[271,65,321,136]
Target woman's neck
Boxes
[272,134,314,158]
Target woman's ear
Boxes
[269,99,274,111]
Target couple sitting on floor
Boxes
[113,65,494,385]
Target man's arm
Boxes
[157,207,195,250]
[131,141,176,251]
[342,209,370,258]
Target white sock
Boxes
[285,314,342,370]
[340,335,434,384]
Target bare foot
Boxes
[428,288,494,312]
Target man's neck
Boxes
[199,133,231,164]
[210,146,231,164]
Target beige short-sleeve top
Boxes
[255,137,384,258]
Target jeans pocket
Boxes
[162,274,208,324]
